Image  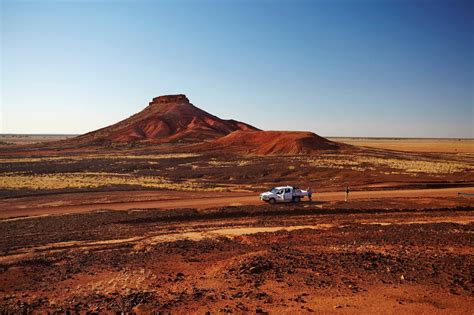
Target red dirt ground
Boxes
[0,204,472,313]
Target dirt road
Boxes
[1,187,472,219]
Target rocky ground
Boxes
[1,138,473,313]
[0,200,472,314]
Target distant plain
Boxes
[2,134,473,153]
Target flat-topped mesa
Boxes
[149,94,189,105]
[68,94,259,145]
[65,94,340,154]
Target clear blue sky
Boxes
[1,0,473,137]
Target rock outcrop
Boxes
[70,94,259,145]
[64,94,342,155]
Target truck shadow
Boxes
[304,200,326,206]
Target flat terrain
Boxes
[2,134,472,153]
[0,134,75,146]
[0,203,472,313]
[330,137,474,153]
[0,136,473,313]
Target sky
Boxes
[1,0,473,138]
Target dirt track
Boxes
[1,187,472,219]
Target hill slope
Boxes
[58,94,343,155]
[70,95,259,145]
[195,130,342,155]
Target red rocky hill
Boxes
[62,94,342,155]
[70,95,259,145]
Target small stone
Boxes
[220,305,232,313]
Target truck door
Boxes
[283,188,292,201]
[274,189,283,201]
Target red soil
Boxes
[196,130,342,155]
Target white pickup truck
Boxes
[260,186,311,204]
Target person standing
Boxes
[345,186,350,202]
[307,187,312,201]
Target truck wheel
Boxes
[292,196,300,203]
[269,198,276,204]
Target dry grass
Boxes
[207,159,251,167]
[305,156,373,172]
[0,153,199,164]
[331,138,474,153]
[1,149,472,195]
[0,172,231,191]
[302,154,473,174]
[355,156,473,174]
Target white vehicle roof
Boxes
[272,186,294,190]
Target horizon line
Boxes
[1,133,473,141]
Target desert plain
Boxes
[0,95,473,314]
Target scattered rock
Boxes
[175,272,185,281]
[236,302,248,311]
[220,305,232,313]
